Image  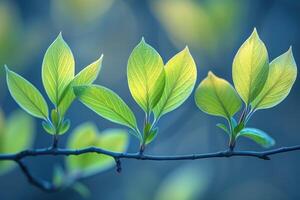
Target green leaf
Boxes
[42,121,55,135]
[155,164,210,200]
[72,182,91,199]
[216,123,230,135]
[153,47,197,119]
[58,55,103,116]
[251,47,297,110]
[145,127,159,145]
[237,128,275,148]
[5,66,49,120]
[74,85,137,130]
[66,123,129,178]
[0,110,35,175]
[58,119,71,135]
[195,72,242,119]
[42,33,75,106]
[232,28,269,104]
[127,38,165,113]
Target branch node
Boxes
[114,157,122,173]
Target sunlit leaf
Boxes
[42,33,75,106]
[58,55,103,116]
[74,85,137,130]
[0,110,35,175]
[127,38,165,113]
[66,123,129,177]
[237,128,275,148]
[155,164,210,200]
[251,48,297,110]
[153,47,197,119]
[5,66,49,120]
[232,28,269,104]
[195,72,242,119]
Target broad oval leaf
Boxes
[58,55,103,116]
[42,33,75,106]
[237,128,275,148]
[0,110,35,175]
[74,85,137,130]
[251,48,297,110]
[127,38,165,113]
[195,72,242,119]
[153,47,197,119]
[232,28,269,104]
[5,66,49,120]
[66,123,129,178]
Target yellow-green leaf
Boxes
[42,33,75,106]
[66,123,129,178]
[251,48,297,110]
[195,72,242,119]
[153,47,197,119]
[58,55,103,116]
[232,28,269,104]
[127,38,165,113]
[5,66,49,120]
[74,85,137,130]
[0,110,35,175]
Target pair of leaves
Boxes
[5,33,102,134]
[0,110,35,175]
[66,123,129,178]
[127,39,197,120]
[195,29,297,148]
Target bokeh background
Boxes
[0,0,300,199]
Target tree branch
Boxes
[1,144,300,192]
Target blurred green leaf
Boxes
[66,123,129,177]
[5,66,49,120]
[150,0,243,53]
[251,48,297,110]
[0,110,35,175]
[72,182,91,199]
[74,85,137,131]
[58,55,103,116]
[153,47,197,119]
[232,28,269,105]
[127,38,165,113]
[155,164,210,200]
[238,128,275,148]
[195,72,241,119]
[42,33,75,106]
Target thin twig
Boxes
[1,144,300,192]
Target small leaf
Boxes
[66,123,129,177]
[5,66,49,120]
[233,122,244,136]
[216,123,230,135]
[237,128,275,148]
[58,119,70,135]
[72,182,91,199]
[74,85,137,130]
[127,38,165,113]
[153,47,197,119]
[42,33,75,106]
[42,121,55,135]
[51,109,60,127]
[251,47,297,110]
[195,72,242,119]
[58,55,103,116]
[145,127,159,145]
[232,28,269,104]
[0,110,35,175]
